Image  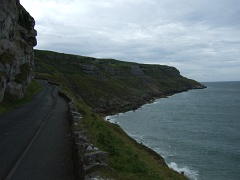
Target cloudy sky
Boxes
[21,0,240,82]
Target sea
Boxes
[106,81,240,180]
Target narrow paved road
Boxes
[0,80,75,180]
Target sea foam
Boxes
[168,162,198,180]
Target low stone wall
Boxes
[58,89,109,180]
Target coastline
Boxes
[34,48,206,179]
[106,114,194,179]
[106,82,240,180]
[76,81,239,179]
[39,78,196,179]
[103,86,206,179]
[51,74,205,179]
[98,85,207,116]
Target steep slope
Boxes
[35,49,205,115]
[0,0,37,102]
[34,49,206,179]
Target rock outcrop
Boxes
[131,65,145,76]
[0,0,37,102]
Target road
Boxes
[0,80,75,180]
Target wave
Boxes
[106,115,199,180]
[105,116,118,124]
[128,133,199,180]
[152,147,174,159]
[168,162,198,180]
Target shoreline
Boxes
[39,78,194,179]
[103,87,206,179]
[105,115,190,178]
[98,85,207,116]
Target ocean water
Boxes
[106,81,240,180]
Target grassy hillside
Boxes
[34,49,205,179]
[34,49,205,115]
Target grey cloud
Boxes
[21,0,240,81]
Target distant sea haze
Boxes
[107,81,240,180]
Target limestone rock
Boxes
[83,151,107,167]
[131,65,145,76]
[6,81,23,99]
[0,0,37,102]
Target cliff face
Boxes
[0,0,37,102]
[34,50,206,115]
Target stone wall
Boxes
[0,0,37,102]
[58,90,109,180]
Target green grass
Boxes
[15,63,32,83]
[34,49,204,99]
[72,99,187,180]
[33,49,206,179]
[0,80,43,115]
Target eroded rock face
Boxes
[0,0,37,102]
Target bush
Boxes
[15,63,31,83]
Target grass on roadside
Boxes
[0,80,43,115]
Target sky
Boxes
[20,0,240,82]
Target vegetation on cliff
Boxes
[34,49,205,115]
[33,49,205,179]
[74,102,187,179]
[0,0,37,102]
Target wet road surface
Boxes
[0,80,75,180]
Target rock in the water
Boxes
[0,0,37,102]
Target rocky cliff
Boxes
[0,0,37,102]
[34,50,206,115]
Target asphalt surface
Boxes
[0,80,75,180]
